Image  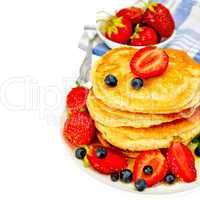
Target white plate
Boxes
[61,108,200,195]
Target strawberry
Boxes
[66,86,89,114]
[167,142,197,183]
[143,2,175,38]
[116,7,144,25]
[129,24,159,46]
[133,150,168,187]
[87,145,128,174]
[130,46,169,78]
[100,15,132,44]
[63,112,95,146]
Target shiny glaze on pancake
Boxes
[92,47,200,114]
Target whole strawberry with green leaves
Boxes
[143,2,175,38]
[129,24,159,46]
[100,15,132,44]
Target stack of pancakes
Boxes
[87,47,200,156]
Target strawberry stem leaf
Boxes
[130,24,141,40]
[75,80,80,86]
[99,16,125,38]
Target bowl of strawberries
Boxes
[96,1,175,49]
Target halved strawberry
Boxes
[130,46,169,78]
[87,145,128,174]
[167,142,197,183]
[133,150,168,187]
[66,86,89,114]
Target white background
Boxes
[0,0,199,199]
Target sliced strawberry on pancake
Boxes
[130,46,169,78]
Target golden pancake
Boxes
[91,47,200,114]
[96,132,192,159]
[96,132,139,158]
[95,107,200,151]
[87,90,200,128]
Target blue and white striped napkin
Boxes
[79,0,200,63]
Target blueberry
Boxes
[120,169,133,183]
[96,147,107,159]
[143,165,153,175]
[111,172,119,182]
[104,74,118,87]
[164,173,176,184]
[194,145,200,157]
[135,179,147,192]
[75,147,87,160]
[131,78,143,90]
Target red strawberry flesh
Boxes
[87,145,128,174]
[130,46,169,78]
[167,142,197,183]
[133,150,168,187]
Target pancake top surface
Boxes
[92,47,200,114]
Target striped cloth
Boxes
[78,0,200,63]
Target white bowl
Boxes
[96,21,176,49]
